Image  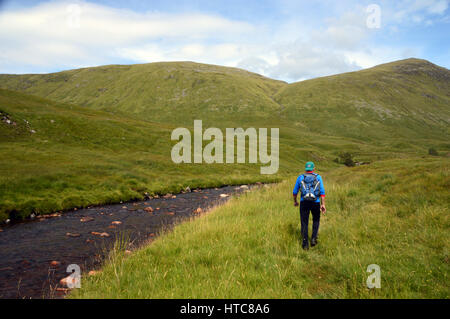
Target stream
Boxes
[0,184,258,299]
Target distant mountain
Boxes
[0,58,448,141]
[0,62,286,126]
[275,58,450,141]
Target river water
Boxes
[0,184,257,299]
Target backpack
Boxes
[300,173,321,201]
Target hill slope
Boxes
[0,89,286,222]
[0,58,448,145]
[274,58,450,143]
[0,62,286,126]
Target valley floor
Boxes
[70,157,449,298]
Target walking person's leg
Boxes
[299,201,310,249]
[311,202,321,246]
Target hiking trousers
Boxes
[299,201,321,244]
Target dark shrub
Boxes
[339,152,355,167]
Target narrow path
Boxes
[0,184,258,299]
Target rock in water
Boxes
[66,232,81,237]
[91,231,110,237]
[60,275,79,288]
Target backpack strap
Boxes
[300,175,307,191]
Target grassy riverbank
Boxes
[70,157,449,298]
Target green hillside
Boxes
[275,59,450,143]
[0,62,286,126]
[0,89,284,222]
[0,58,449,222]
[1,58,448,149]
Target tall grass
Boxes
[71,157,449,298]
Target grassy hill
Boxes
[70,158,449,298]
[0,58,449,222]
[1,58,448,151]
[0,59,448,133]
[0,62,286,126]
[0,89,285,222]
[275,59,450,144]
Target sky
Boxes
[0,0,449,82]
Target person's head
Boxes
[305,161,315,172]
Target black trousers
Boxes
[299,201,321,243]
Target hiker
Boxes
[292,161,326,250]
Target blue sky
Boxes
[0,0,449,82]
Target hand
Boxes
[294,201,299,207]
[321,205,326,214]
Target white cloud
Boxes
[0,1,254,71]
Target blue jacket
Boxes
[293,172,325,203]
